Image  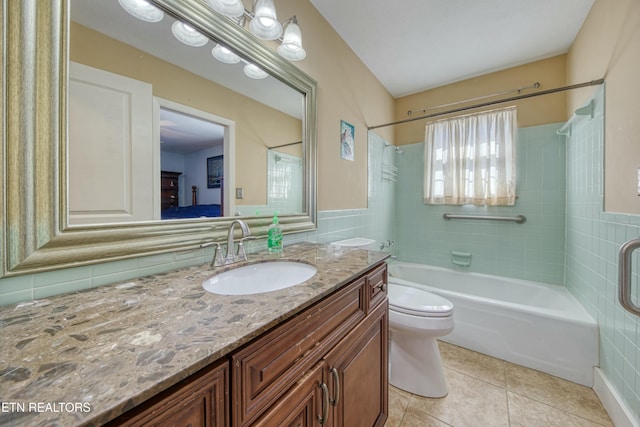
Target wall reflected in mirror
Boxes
[235,142,303,216]
[69,0,305,225]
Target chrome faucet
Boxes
[224,219,253,264]
[201,219,255,267]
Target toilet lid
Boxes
[388,284,454,317]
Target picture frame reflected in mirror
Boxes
[207,155,224,188]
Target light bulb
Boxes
[244,63,268,79]
[249,0,282,40]
[118,0,164,22]
[277,19,306,61]
[206,0,245,18]
[171,21,208,47]
[212,44,241,64]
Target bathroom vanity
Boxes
[0,243,388,427]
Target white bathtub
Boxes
[388,262,599,386]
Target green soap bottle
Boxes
[267,213,283,253]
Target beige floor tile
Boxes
[508,391,610,427]
[407,367,509,427]
[400,406,452,427]
[385,409,403,427]
[386,344,613,427]
[438,340,507,387]
[505,363,613,426]
[387,386,413,427]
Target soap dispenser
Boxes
[267,212,283,253]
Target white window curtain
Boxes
[423,106,517,206]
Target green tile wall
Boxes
[394,123,567,284]
[564,86,640,421]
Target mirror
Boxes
[0,0,317,277]
[69,0,306,223]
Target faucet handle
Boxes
[214,243,227,266]
[204,242,226,267]
[236,236,257,262]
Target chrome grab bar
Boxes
[443,213,526,224]
[618,238,640,316]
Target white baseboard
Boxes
[593,367,639,427]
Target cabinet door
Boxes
[252,363,326,427]
[232,277,365,426]
[107,359,229,427]
[324,302,388,427]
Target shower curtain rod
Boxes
[367,79,605,130]
[268,141,303,149]
[407,82,541,116]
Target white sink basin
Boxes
[202,261,317,295]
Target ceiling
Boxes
[309,0,595,98]
[159,108,224,154]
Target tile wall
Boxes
[393,123,567,284]
[564,86,640,420]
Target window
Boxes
[423,106,517,206]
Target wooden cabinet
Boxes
[232,262,388,427]
[366,263,388,312]
[252,363,326,427]
[161,171,181,210]
[107,262,388,427]
[106,359,229,427]
[324,302,388,427]
[254,303,388,427]
[231,276,366,426]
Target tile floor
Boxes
[386,341,613,427]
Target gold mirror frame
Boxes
[1,0,317,277]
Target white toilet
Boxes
[388,283,454,398]
[328,238,454,397]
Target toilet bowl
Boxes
[388,283,454,398]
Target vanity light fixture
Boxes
[118,0,164,23]
[277,16,306,61]
[206,0,245,18]
[249,0,282,40]
[212,44,241,64]
[171,21,209,47]
[207,0,307,61]
[117,0,305,82]
[243,63,268,79]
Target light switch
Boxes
[236,188,244,199]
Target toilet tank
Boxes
[330,237,379,250]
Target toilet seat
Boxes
[388,284,454,318]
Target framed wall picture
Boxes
[340,120,355,161]
[207,155,223,188]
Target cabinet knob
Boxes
[373,282,387,292]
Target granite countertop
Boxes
[0,243,389,427]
